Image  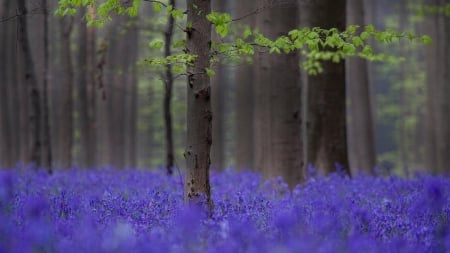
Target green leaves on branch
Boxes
[145,54,197,74]
[207,12,232,38]
[55,0,140,27]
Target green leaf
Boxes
[205,67,215,77]
[149,39,164,50]
[153,2,162,12]
[421,35,432,45]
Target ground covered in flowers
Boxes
[0,167,449,253]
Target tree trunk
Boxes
[41,0,52,171]
[300,0,350,175]
[424,0,450,173]
[185,0,213,208]
[210,0,230,172]
[0,0,13,168]
[234,0,255,171]
[346,0,376,175]
[254,0,304,187]
[59,16,74,169]
[163,0,176,174]
[77,7,97,168]
[17,0,42,168]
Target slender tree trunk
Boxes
[300,0,350,175]
[125,17,138,169]
[185,0,213,208]
[77,8,97,168]
[234,0,255,171]
[346,0,376,175]
[163,0,176,174]
[59,16,74,169]
[0,0,13,168]
[210,0,230,171]
[18,0,42,167]
[254,0,304,187]
[41,0,52,171]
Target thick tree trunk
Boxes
[185,0,213,208]
[163,0,176,174]
[254,0,304,187]
[18,0,42,167]
[424,0,450,173]
[300,0,350,175]
[234,0,255,171]
[346,0,376,175]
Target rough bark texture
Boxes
[254,0,304,187]
[300,0,350,175]
[164,0,176,174]
[346,0,376,175]
[424,0,450,173]
[18,0,42,167]
[234,0,255,171]
[185,0,213,207]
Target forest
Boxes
[1,0,450,252]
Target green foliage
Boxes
[55,0,140,26]
[56,1,430,75]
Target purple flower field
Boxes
[1,168,449,253]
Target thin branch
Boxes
[142,0,169,8]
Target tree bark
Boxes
[17,0,42,168]
[0,0,13,168]
[234,0,255,171]
[300,0,350,175]
[346,0,376,175]
[163,0,176,174]
[424,0,450,173]
[254,0,304,187]
[185,0,213,208]
[210,0,229,172]
[77,7,97,168]
[58,16,74,169]
[41,0,53,171]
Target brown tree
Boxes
[346,0,376,175]
[184,0,213,207]
[17,0,42,168]
[424,0,450,173]
[254,0,304,187]
[234,0,255,171]
[300,0,350,175]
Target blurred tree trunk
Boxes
[41,0,53,171]
[184,0,213,207]
[163,0,176,173]
[211,0,229,171]
[0,0,13,168]
[77,7,97,168]
[254,0,304,187]
[300,0,350,175]
[58,16,74,169]
[17,0,42,167]
[124,17,139,169]
[234,0,255,171]
[346,0,376,175]
[424,0,450,173]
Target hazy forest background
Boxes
[0,0,449,178]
